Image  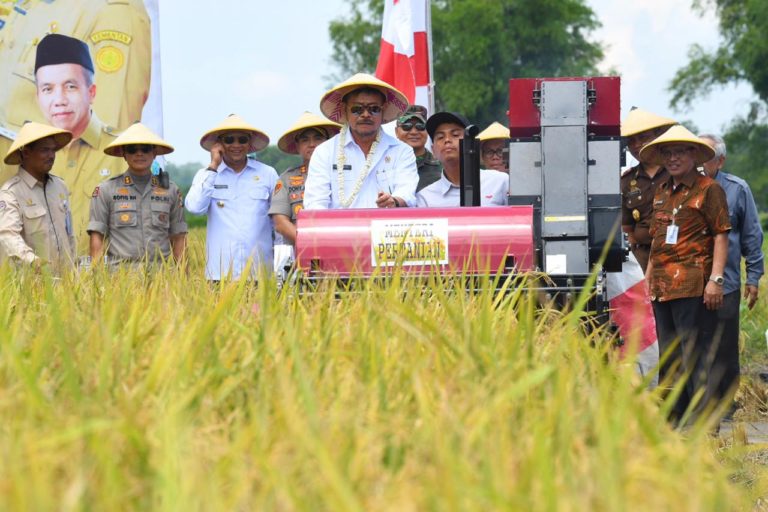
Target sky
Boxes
[157,0,756,165]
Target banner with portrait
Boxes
[0,0,163,241]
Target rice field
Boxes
[0,229,766,511]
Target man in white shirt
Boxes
[304,73,419,209]
[185,114,278,281]
[417,112,509,207]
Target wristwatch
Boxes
[709,275,725,285]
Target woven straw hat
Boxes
[277,112,341,154]
[639,125,716,165]
[104,123,174,157]
[4,122,72,165]
[200,114,270,153]
[477,121,510,141]
[320,73,409,124]
[621,108,677,137]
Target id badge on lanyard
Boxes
[665,207,680,245]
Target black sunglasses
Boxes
[124,144,153,154]
[220,135,250,145]
[349,104,383,116]
[399,121,426,132]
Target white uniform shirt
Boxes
[304,127,419,209]
[185,159,278,280]
[417,169,509,207]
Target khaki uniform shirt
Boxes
[268,164,307,222]
[0,0,151,133]
[0,167,75,270]
[88,172,187,263]
[648,170,731,302]
[0,113,123,247]
[620,164,669,272]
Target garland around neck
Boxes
[336,125,382,208]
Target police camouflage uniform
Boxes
[87,171,187,264]
[0,0,151,133]
[648,170,731,301]
[0,113,123,247]
[620,163,669,272]
[268,164,307,223]
[415,149,442,192]
[0,167,75,270]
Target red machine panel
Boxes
[296,206,535,276]
[508,76,621,137]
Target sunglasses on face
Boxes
[220,135,250,145]
[349,104,383,116]
[124,144,153,154]
[400,122,426,132]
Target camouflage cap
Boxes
[397,105,428,125]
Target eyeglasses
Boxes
[349,104,383,116]
[660,147,694,159]
[220,135,250,145]
[124,144,153,154]
[482,148,504,158]
[399,121,426,132]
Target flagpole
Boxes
[426,0,435,115]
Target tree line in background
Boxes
[329,0,603,130]
[668,0,768,211]
[329,0,767,212]
[168,0,767,218]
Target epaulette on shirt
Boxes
[0,175,21,191]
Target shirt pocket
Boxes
[112,202,138,228]
[22,205,47,234]
[151,201,171,229]
[248,186,271,212]
[211,187,232,203]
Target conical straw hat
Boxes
[104,123,174,157]
[639,125,716,165]
[199,114,270,153]
[477,121,510,141]
[621,108,677,137]
[4,122,72,165]
[277,112,341,154]
[320,73,409,124]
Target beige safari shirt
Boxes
[87,171,187,263]
[0,113,124,247]
[0,0,151,133]
[0,167,76,270]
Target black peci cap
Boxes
[35,34,94,73]
[425,111,470,140]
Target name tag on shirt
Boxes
[332,164,352,171]
[214,184,229,189]
[665,224,679,245]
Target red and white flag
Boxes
[375,0,432,112]
[606,253,659,381]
